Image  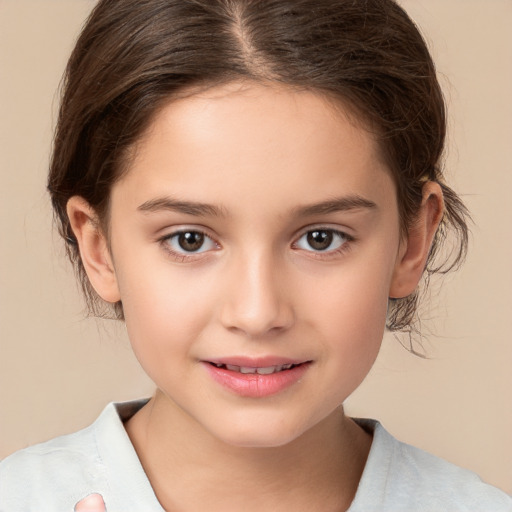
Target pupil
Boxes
[178,232,204,251]
[307,230,332,251]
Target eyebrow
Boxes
[137,194,377,218]
[137,197,227,217]
[293,195,378,217]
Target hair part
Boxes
[48,0,469,334]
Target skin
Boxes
[74,494,106,512]
[69,82,443,511]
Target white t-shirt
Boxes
[1,400,510,511]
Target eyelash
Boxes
[292,228,354,259]
[159,229,220,262]
[158,227,354,262]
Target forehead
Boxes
[113,81,394,216]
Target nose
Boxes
[219,249,295,338]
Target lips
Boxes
[202,358,311,398]
[210,362,299,375]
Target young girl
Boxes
[1,0,510,510]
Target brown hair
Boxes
[48,0,469,332]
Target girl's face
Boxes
[85,82,417,447]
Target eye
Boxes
[163,230,218,254]
[294,228,349,252]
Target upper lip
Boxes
[203,356,310,368]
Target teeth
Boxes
[256,366,276,375]
[215,363,298,374]
[240,367,257,374]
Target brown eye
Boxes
[178,231,205,252]
[164,230,217,255]
[295,228,348,253]
[306,230,333,251]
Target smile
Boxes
[203,360,311,398]
[210,363,299,375]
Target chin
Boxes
[206,412,319,449]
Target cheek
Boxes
[114,259,216,370]
[319,282,388,368]
[305,253,394,378]
[311,254,393,333]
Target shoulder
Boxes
[0,407,110,509]
[0,402,143,510]
[349,419,512,512]
[1,399,165,511]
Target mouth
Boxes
[203,359,311,397]
[208,362,303,375]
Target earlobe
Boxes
[389,182,444,299]
[66,196,121,303]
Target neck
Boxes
[125,391,371,512]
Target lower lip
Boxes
[203,362,310,398]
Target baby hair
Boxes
[48,0,469,332]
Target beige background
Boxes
[1,0,511,494]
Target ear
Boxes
[66,196,121,303]
[389,182,444,299]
